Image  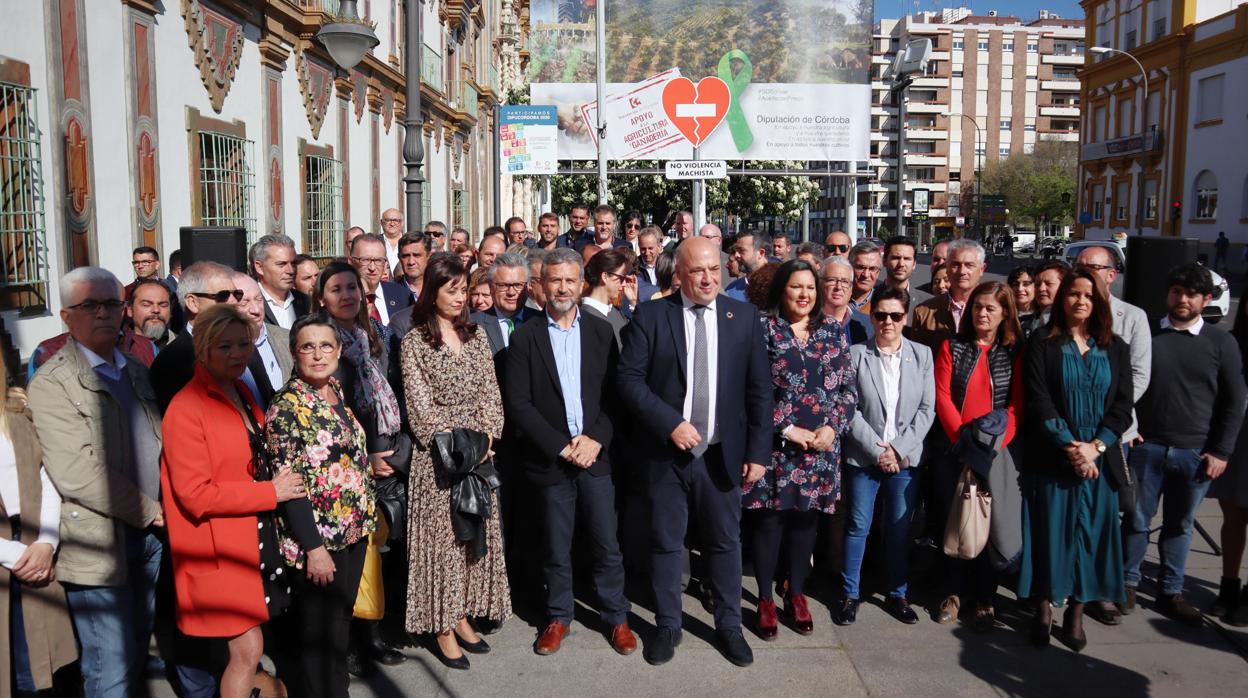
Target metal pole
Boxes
[895,79,908,238]
[845,161,858,240]
[492,104,502,226]
[402,0,425,231]
[692,145,705,231]
[594,0,608,204]
[1134,68,1149,236]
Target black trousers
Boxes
[746,509,820,601]
[277,542,367,698]
[649,446,742,631]
[933,454,998,604]
[538,469,630,625]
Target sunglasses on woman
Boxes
[872,311,905,323]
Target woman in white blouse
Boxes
[1,363,76,693]
[837,287,936,627]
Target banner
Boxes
[527,0,873,161]
[499,105,559,175]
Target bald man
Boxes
[380,208,404,270]
[824,230,852,257]
[696,223,732,287]
[617,237,773,668]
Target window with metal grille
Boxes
[197,131,256,241]
[0,80,48,312]
[452,189,469,231]
[302,154,344,259]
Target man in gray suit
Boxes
[233,273,293,404]
[837,286,935,627]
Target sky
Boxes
[874,0,1086,22]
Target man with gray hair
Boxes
[232,272,293,408]
[725,229,772,304]
[526,248,549,313]
[249,234,309,329]
[848,241,883,314]
[29,266,165,697]
[821,256,870,345]
[697,223,732,288]
[424,219,448,252]
[911,239,985,349]
[473,252,532,368]
[151,260,242,413]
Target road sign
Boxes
[955,216,966,227]
[1079,211,1093,225]
[665,160,728,180]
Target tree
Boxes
[978,141,1077,232]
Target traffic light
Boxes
[1172,200,1182,222]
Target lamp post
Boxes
[1089,45,1148,236]
[945,112,983,242]
[318,0,425,232]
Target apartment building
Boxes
[818,7,1085,243]
[1077,0,1247,244]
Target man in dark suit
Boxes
[617,237,773,667]
[555,204,592,249]
[350,233,411,325]
[504,247,636,657]
[469,252,532,376]
[573,204,631,253]
[150,261,243,414]
[250,234,311,329]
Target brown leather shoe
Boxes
[935,594,960,624]
[253,670,288,698]
[1118,586,1137,615]
[1158,594,1204,626]
[535,620,570,655]
[609,623,638,655]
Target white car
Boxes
[1061,241,1230,323]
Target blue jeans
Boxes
[1123,442,1211,596]
[63,529,162,698]
[10,576,36,691]
[842,466,919,600]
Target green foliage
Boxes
[546,160,818,225]
[978,141,1078,229]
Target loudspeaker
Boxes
[1124,236,1200,324]
[179,226,248,272]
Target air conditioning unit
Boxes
[988,10,998,17]
[1039,10,1050,19]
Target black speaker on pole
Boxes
[178,226,248,272]
[1124,236,1200,325]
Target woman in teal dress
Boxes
[1020,267,1135,652]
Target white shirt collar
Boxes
[1161,314,1204,335]
[255,323,270,346]
[260,285,293,309]
[582,296,612,317]
[680,293,718,312]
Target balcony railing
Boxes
[459,80,479,112]
[489,65,500,94]
[422,45,444,92]
[298,0,340,15]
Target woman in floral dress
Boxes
[742,259,857,640]
[400,256,510,670]
[265,314,376,698]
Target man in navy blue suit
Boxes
[617,237,773,667]
[349,233,412,326]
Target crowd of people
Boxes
[4,203,1248,697]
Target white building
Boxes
[0,0,528,361]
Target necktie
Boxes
[367,293,382,323]
[505,316,515,336]
[690,305,710,458]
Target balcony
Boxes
[297,0,341,15]
[1041,131,1081,142]
[490,65,500,95]
[1041,105,1081,117]
[1043,54,1086,66]
[905,128,947,140]
[906,154,948,166]
[422,45,444,92]
[452,80,479,114]
[907,102,948,114]
[1041,79,1081,91]
[905,181,948,192]
[1080,130,1162,160]
[911,76,950,88]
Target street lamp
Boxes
[318,0,425,232]
[1089,45,1148,236]
[944,112,983,242]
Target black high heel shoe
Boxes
[429,635,470,670]
[1030,602,1052,647]
[454,629,491,655]
[1060,605,1087,653]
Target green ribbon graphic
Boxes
[717,49,754,153]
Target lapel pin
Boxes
[726,311,734,320]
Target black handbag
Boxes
[432,428,500,561]
[372,432,412,543]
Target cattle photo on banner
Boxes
[528,0,873,162]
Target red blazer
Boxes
[160,364,277,638]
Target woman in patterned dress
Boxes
[742,259,857,640]
[401,256,510,670]
[265,314,377,697]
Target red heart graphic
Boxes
[662,76,731,147]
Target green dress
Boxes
[1018,340,1125,604]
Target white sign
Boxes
[498,106,559,175]
[576,69,690,160]
[665,160,728,180]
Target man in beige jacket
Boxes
[29,266,164,698]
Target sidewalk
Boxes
[149,499,1247,697]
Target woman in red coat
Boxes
[160,305,305,698]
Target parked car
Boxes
[1061,240,1230,323]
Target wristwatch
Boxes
[1091,439,1107,454]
